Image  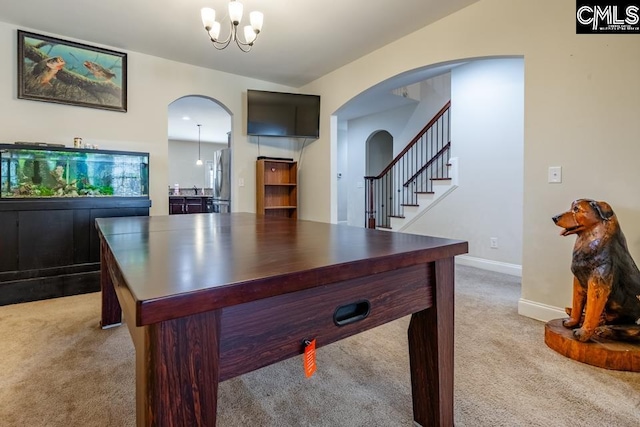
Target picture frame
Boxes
[17,30,127,112]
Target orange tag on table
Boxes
[303,339,317,378]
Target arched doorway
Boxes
[167,95,232,212]
[366,130,393,177]
[332,58,524,276]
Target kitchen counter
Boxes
[169,195,229,214]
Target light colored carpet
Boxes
[1,265,639,426]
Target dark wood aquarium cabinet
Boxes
[0,144,150,305]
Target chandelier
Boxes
[201,1,264,53]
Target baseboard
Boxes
[0,270,100,306]
[455,255,566,323]
[518,298,566,322]
[455,255,522,277]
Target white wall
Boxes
[394,74,451,156]
[168,140,228,190]
[0,21,297,216]
[4,0,640,319]
[337,124,348,223]
[302,0,640,318]
[403,58,524,267]
[345,104,416,226]
[343,74,452,228]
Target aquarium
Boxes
[0,144,148,198]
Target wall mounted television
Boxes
[247,90,320,139]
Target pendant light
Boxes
[196,124,203,166]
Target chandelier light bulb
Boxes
[201,8,215,29]
[250,11,263,33]
[244,26,256,44]
[209,21,221,40]
[228,1,243,25]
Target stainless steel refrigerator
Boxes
[208,148,231,213]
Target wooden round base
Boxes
[544,319,640,372]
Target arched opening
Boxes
[330,57,524,277]
[167,95,232,212]
[366,130,393,177]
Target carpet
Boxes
[1,265,638,426]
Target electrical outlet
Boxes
[490,237,498,249]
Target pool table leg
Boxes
[100,239,122,329]
[408,257,455,427]
[138,309,222,427]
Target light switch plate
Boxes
[548,166,562,183]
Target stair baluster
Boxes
[365,101,451,229]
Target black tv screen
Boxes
[247,90,320,138]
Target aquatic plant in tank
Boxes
[0,146,148,198]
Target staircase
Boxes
[365,101,456,231]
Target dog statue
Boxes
[552,199,640,342]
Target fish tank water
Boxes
[0,144,149,198]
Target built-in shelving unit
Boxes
[256,158,297,219]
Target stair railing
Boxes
[365,101,450,229]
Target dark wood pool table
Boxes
[96,213,467,426]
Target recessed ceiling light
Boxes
[182,116,191,120]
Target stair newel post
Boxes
[365,176,376,229]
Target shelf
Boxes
[256,159,297,219]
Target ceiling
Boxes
[0,0,479,142]
[168,96,231,144]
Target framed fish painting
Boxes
[17,30,127,112]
